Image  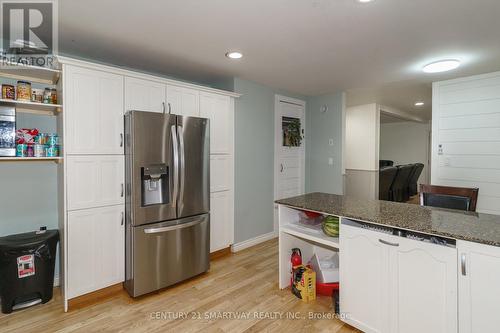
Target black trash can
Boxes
[0,228,59,314]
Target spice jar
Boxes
[50,88,57,104]
[2,84,15,100]
[43,88,51,104]
[16,81,32,101]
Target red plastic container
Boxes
[316,282,339,296]
[303,210,321,219]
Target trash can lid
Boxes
[0,230,59,249]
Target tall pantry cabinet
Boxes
[59,57,239,311]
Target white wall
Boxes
[345,103,380,199]
[432,71,500,215]
[345,103,380,171]
[380,121,430,185]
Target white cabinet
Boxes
[458,240,500,333]
[200,92,232,154]
[65,65,124,154]
[124,77,166,113]
[390,236,457,333]
[67,205,124,299]
[166,85,199,117]
[66,155,124,211]
[340,221,457,333]
[340,223,390,333]
[210,191,233,253]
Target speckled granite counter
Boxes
[276,192,500,247]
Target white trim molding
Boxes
[56,55,241,98]
[231,231,278,253]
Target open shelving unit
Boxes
[0,60,61,85]
[0,58,63,163]
[281,222,339,248]
[0,157,62,163]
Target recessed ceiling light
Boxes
[357,0,374,3]
[225,51,243,59]
[423,59,460,73]
[414,101,425,107]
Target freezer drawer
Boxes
[125,214,209,297]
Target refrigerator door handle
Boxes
[171,125,179,207]
[178,125,186,211]
[143,218,204,234]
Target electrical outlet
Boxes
[329,139,334,146]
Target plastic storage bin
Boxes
[0,228,59,314]
[308,253,339,283]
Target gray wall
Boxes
[305,92,345,194]
[232,78,305,243]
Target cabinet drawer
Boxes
[67,155,124,210]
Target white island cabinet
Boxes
[457,240,500,333]
[340,220,457,333]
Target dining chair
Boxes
[419,184,479,212]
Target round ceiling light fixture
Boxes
[225,51,243,59]
[414,101,425,107]
[423,59,460,73]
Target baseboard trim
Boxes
[67,283,124,311]
[231,231,278,253]
[210,246,232,260]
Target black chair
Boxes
[390,165,414,202]
[379,166,398,201]
[379,160,394,168]
[420,184,479,212]
[402,164,418,202]
[408,163,424,197]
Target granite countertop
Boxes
[276,192,500,247]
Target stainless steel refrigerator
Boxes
[124,111,210,297]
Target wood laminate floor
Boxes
[0,239,359,333]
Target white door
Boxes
[66,155,124,211]
[124,77,166,113]
[390,235,457,333]
[67,205,124,298]
[65,65,124,154]
[210,191,232,253]
[166,85,200,117]
[340,222,390,333]
[274,95,306,231]
[458,240,500,333]
[210,155,231,193]
[200,92,232,154]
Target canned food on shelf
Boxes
[16,144,27,157]
[34,144,46,157]
[2,84,15,100]
[43,88,51,104]
[16,81,32,101]
[26,144,34,157]
[31,88,44,103]
[46,145,59,157]
[46,134,58,146]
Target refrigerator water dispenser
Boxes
[141,165,169,206]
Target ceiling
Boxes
[59,0,500,106]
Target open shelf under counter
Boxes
[0,61,61,85]
[281,222,340,249]
[0,99,62,115]
[0,157,63,163]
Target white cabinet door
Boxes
[390,236,457,333]
[340,222,390,333]
[124,77,166,113]
[210,191,232,252]
[66,155,124,211]
[210,155,231,193]
[199,92,231,154]
[166,85,200,117]
[65,65,124,154]
[67,205,124,299]
[458,240,500,333]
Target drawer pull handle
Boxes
[379,239,399,247]
[461,253,467,276]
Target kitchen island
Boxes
[276,192,500,333]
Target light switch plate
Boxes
[328,157,334,165]
[328,139,334,146]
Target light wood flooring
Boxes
[0,239,359,333]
